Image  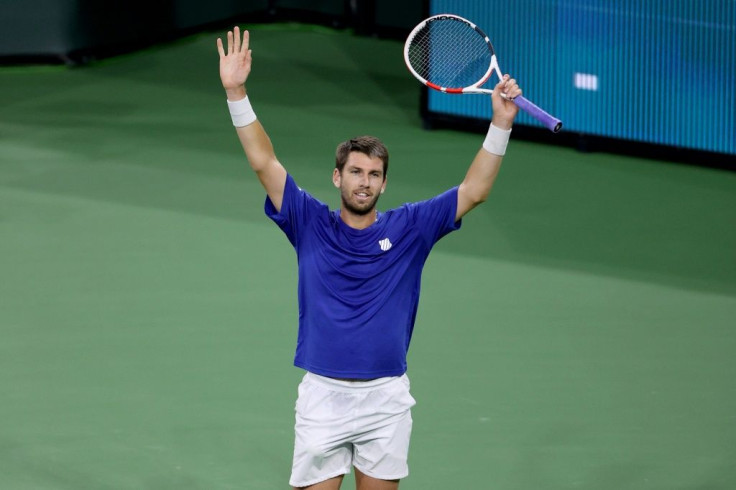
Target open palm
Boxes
[217,27,252,90]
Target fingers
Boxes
[493,74,522,100]
[241,29,250,53]
[219,27,249,57]
[490,74,521,128]
[233,26,241,54]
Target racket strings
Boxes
[407,20,493,89]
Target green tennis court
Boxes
[1,24,735,489]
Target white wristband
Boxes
[482,123,511,156]
[227,96,257,127]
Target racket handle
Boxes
[513,95,562,133]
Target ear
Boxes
[332,168,341,188]
[380,177,387,194]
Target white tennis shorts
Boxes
[289,372,416,488]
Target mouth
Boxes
[354,191,372,201]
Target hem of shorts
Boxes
[289,469,350,488]
[352,464,409,482]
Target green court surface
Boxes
[1,24,735,489]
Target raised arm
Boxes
[217,27,287,211]
[455,75,521,221]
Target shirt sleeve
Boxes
[407,186,462,246]
[264,174,326,248]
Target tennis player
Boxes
[217,27,521,490]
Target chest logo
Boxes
[378,238,393,252]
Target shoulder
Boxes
[285,174,331,211]
[391,187,459,216]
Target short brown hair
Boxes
[335,136,389,178]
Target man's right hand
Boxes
[217,26,251,100]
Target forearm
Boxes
[461,148,503,203]
[225,87,277,172]
[235,120,279,174]
[466,120,512,200]
[225,85,287,210]
[455,123,510,219]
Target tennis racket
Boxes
[404,14,562,133]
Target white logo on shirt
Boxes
[378,238,393,252]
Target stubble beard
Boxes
[341,188,381,216]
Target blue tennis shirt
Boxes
[265,174,461,378]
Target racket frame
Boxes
[404,14,562,133]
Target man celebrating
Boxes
[217,26,521,490]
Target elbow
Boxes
[470,182,494,204]
[459,182,491,210]
[251,155,279,175]
[469,193,488,208]
[475,188,492,204]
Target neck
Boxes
[340,207,377,230]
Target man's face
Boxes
[333,152,386,216]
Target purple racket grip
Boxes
[513,95,562,133]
